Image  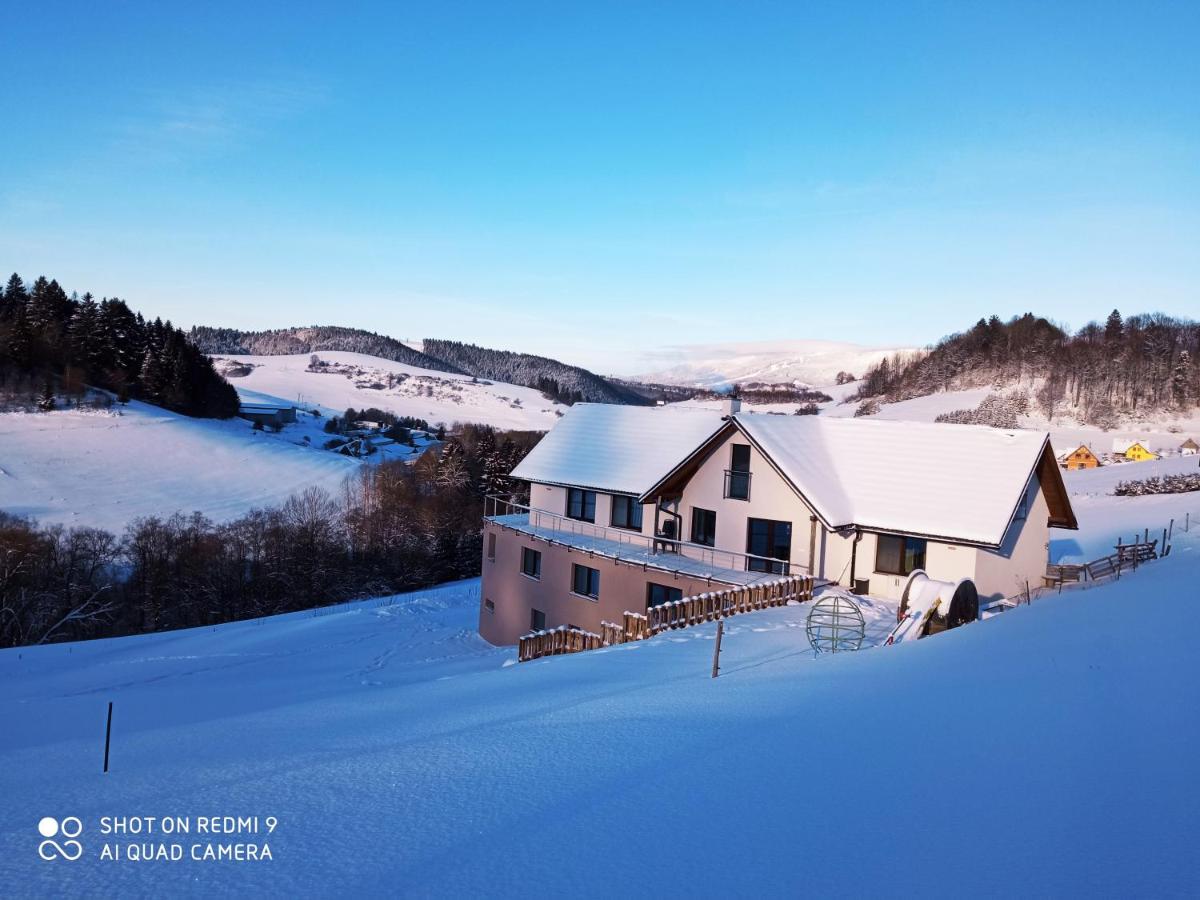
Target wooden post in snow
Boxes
[103,701,113,774]
[711,620,724,679]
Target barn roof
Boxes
[644,412,1076,547]
[509,404,726,496]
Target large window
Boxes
[725,444,751,500]
[610,495,643,531]
[572,564,600,599]
[691,507,717,546]
[875,535,927,576]
[566,488,596,522]
[520,547,541,579]
[746,518,791,573]
[647,582,683,609]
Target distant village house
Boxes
[1112,439,1158,462]
[1059,444,1099,470]
[237,403,297,428]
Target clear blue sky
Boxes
[2,1,1197,373]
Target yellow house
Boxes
[1060,444,1100,470]
[1113,439,1158,462]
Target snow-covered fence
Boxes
[646,575,813,634]
[517,576,812,663]
[518,626,604,662]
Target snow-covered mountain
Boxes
[633,339,918,388]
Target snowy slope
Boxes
[0,402,358,532]
[2,521,1198,895]
[634,339,915,388]
[215,351,567,430]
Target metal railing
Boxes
[723,469,751,500]
[484,495,793,576]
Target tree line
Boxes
[854,311,1199,426]
[1,273,238,418]
[0,424,538,648]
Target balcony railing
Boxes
[724,469,751,500]
[484,495,790,576]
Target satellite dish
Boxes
[806,591,866,654]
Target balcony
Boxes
[723,468,751,500]
[484,496,789,587]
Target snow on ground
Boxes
[0,402,358,533]
[3,518,1199,896]
[215,351,566,431]
[1052,455,1200,563]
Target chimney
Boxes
[722,396,741,417]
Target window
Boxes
[566,488,596,522]
[530,608,546,631]
[746,518,791,573]
[691,507,717,546]
[486,532,496,561]
[610,495,643,530]
[571,564,600,599]
[725,444,751,500]
[646,582,683,609]
[520,547,541,579]
[875,535,927,576]
[484,598,495,613]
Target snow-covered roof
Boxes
[510,404,726,496]
[728,413,1052,546]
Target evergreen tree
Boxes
[1105,309,1124,342]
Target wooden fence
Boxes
[517,626,604,662]
[518,574,813,662]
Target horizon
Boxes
[3,2,1197,374]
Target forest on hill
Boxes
[0,423,537,648]
[0,273,238,418]
[190,325,460,374]
[422,338,650,406]
[854,311,1199,426]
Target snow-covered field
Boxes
[0,351,565,533]
[1053,455,1200,563]
[216,351,566,431]
[0,402,359,533]
[3,508,1198,895]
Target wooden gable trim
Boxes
[639,420,739,503]
[1036,442,1079,530]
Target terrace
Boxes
[484,496,798,588]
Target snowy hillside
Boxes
[215,351,566,430]
[3,509,1198,894]
[634,339,916,388]
[0,402,359,533]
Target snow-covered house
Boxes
[479,402,1077,645]
[1112,438,1158,462]
[1180,438,1199,457]
[1060,444,1100,470]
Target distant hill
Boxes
[190,326,646,406]
[422,339,650,406]
[854,311,1200,427]
[190,326,461,374]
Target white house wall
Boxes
[675,429,814,570]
